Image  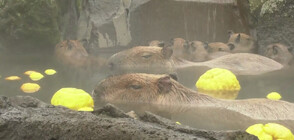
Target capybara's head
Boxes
[187,41,209,62]
[107,46,176,75]
[54,40,89,68]
[207,42,232,53]
[93,73,197,104]
[227,31,257,53]
[264,43,293,66]
[170,38,189,58]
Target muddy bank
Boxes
[0,96,257,140]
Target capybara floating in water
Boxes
[264,43,293,66]
[107,46,283,76]
[93,73,294,130]
[227,31,258,53]
[55,40,106,71]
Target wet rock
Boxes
[92,103,131,118]
[253,0,294,53]
[0,96,257,140]
[8,96,50,108]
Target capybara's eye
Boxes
[141,54,152,59]
[129,85,142,90]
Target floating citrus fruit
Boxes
[5,76,21,81]
[24,70,38,76]
[29,72,44,81]
[196,68,240,99]
[266,92,282,100]
[44,69,57,75]
[51,88,94,111]
[20,83,40,93]
[246,123,294,140]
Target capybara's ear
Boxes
[157,76,172,94]
[161,47,173,59]
[235,34,241,43]
[169,73,178,81]
[272,45,279,55]
[228,30,234,38]
[227,43,235,50]
[203,42,209,50]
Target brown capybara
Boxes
[149,40,165,47]
[55,40,89,68]
[93,73,294,130]
[54,40,106,70]
[170,38,190,60]
[108,46,283,76]
[227,31,257,53]
[107,46,176,76]
[186,41,209,62]
[264,43,293,66]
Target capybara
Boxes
[108,46,283,76]
[186,41,209,62]
[227,31,257,53]
[93,73,294,130]
[170,38,190,60]
[264,43,293,66]
[107,46,176,76]
[54,40,107,71]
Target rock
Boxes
[0,0,61,52]
[0,96,257,140]
[92,103,131,118]
[253,0,294,54]
[260,0,285,16]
